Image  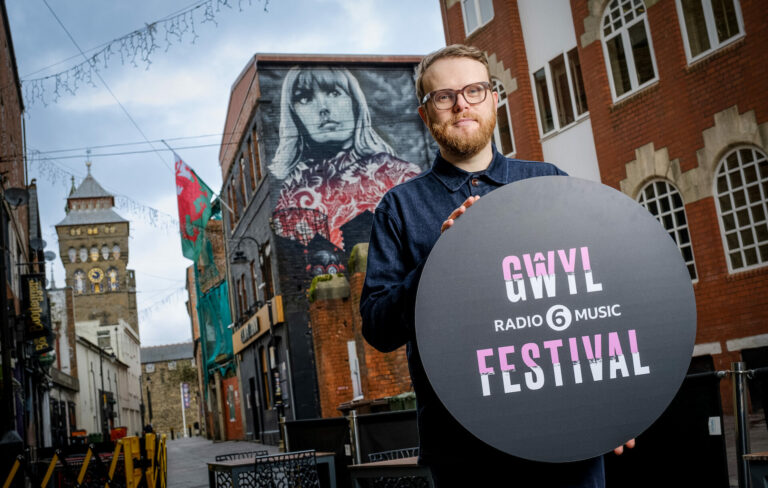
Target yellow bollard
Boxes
[76,447,93,485]
[2,457,21,488]
[106,441,123,488]
[144,433,156,488]
[122,437,141,488]
[40,453,59,488]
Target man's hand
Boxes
[613,438,636,455]
[441,195,480,233]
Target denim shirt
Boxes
[361,148,605,485]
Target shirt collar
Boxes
[431,144,508,192]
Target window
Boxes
[239,156,249,205]
[251,129,263,183]
[676,0,743,62]
[247,139,256,192]
[601,0,658,101]
[532,48,589,137]
[714,147,768,272]
[637,180,698,280]
[461,0,494,35]
[168,361,177,371]
[260,243,275,301]
[492,79,515,156]
[145,363,155,373]
[250,260,259,306]
[260,346,271,409]
[97,330,111,350]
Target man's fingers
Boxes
[613,438,636,456]
[442,196,481,233]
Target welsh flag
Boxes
[175,153,214,261]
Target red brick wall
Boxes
[572,0,768,382]
[440,0,768,411]
[309,295,357,418]
[349,273,411,400]
[309,273,411,418]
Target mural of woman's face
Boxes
[292,80,355,146]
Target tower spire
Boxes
[86,149,92,175]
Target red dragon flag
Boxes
[174,153,214,261]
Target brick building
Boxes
[440,0,767,406]
[308,252,411,418]
[140,342,202,438]
[219,54,434,442]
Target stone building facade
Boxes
[140,342,202,438]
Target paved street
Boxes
[166,436,278,488]
[164,414,768,488]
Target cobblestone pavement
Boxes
[166,436,278,488]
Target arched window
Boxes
[601,0,658,100]
[714,146,768,272]
[112,244,121,260]
[637,180,697,280]
[68,247,76,263]
[492,79,515,156]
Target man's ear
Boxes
[418,105,429,126]
[492,90,499,108]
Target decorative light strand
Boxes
[22,0,268,107]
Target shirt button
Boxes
[471,178,479,187]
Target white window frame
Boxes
[531,49,589,138]
[145,363,155,373]
[461,0,494,36]
[675,0,745,64]
[713,146,768,273]
[168,360,177,371]
[492,78,515,157]
[636,179,698,282]
[600,0,659,102]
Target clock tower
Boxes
[55,162,138,333]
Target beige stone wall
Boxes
[142,358,202,437]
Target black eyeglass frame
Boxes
[420,81,492,110]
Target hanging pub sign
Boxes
[415,176,697,463]
[22,273,54,354]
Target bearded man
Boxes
[360,45,627,486]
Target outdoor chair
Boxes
[367,447,429,488]
[367,447,419,463]
[215,450,269,462]
[253,450,320,487]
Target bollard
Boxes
[1,456,21,488]
[733,362,751,488]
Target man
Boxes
[361,45,630,486]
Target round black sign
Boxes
[415,176,696,463]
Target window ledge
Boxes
[684,35,746,73]
[539,113,590,143]
[464,17,493,39]
[609,81,659,112]
[725,262,768,280]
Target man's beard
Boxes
[429,108,496,157]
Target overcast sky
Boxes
[7,0,445,346]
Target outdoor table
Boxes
[207,451,336,488]
[744,451,768,488]
[348,456,433,488]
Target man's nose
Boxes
[453,92,471,112]
[319,108,330,119]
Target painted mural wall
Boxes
[258,64,436,277]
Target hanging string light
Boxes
[22,0,268,107]
[30,151,179,232]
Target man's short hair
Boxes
[415,44,491,102]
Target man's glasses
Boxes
[421,81,491,110]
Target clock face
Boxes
[88,267,104,283]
